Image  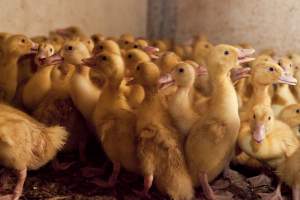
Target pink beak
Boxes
[30,42,39,53]
[82,57,97,67]
[253,124,265,143]
[158,73,175,89]
[237,48,255,64]
[39,53,64,66]
[195,65,208,76]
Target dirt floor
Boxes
[0,145,293,200]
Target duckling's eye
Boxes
[21,39,26,43]
[128,54,132,59]
[133,45,138,48]
[87,40,91,44]
[102,56,107,61]
[67,46,73,51]
[268,67,274,72]
[204,44,209,48]
[278,62,281,66]
[290,64,292,68]
[289,55,293,59]
[136,66,140,71]
[49,48,53,53]
[124,41,129,45]
[296,109,300,114]
[99,46,104,50]
[253,114,256,119]
[224,50,229,55]
[268,116,271,120]
[178,68,184,73]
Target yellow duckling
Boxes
[128,61,194,200]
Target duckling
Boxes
[22,43,58,110]
[83,52,139,188]
[241,61,297,121]
[155,52,181,76]
[80,36,94,54]
[55,26,85,39]
[0,103,68,200]
[128,61,194,200]
[118,33,135,50]
[238,105,299,199]
[152,39,169,52]
[92,39,121,56]
[185,45,254,199]
[48,34,64,52]
[278,104,300,139]
[272,57,297,116]
[289,53,300,101]
[166,62,201,138]
[91,33,106,45]
[0,35,38,102]
[33,41,89,164]
[31,36,48,44]
[129,39,149,50]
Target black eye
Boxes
[205,44,209,48]
[87,41,91,44]
[268,116,271,120]
[224,51,229,55]
[124,41,129,45]
[99,46,103,50]
[102,56,107,61]
[268,67,274,72]
[179,68,184,73]
[289,55,293,59]
[128,54,132,59]
[21,39,25,43]
[253,114,256,119]
[49,48,53,53]
[296,109,300,113]
[278,62,281,66]
[136,66,140,71]
[67,46,73,51]
[134,45,138,48]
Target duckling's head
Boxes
[80,36,94,54]
[250,54,274,68]
[158,52,182,75]
[3,34,39,56]
[124,49,151,76]
[83,52,124,81]
[130,62,160,88]
[278,57,294,79]
[250,105,274,143]
[93,40,121,55]
[48,34,65,52]
[206,44,254,75]
[252,61,297,86]
[31,36,48,44]
[130,39,149,50]
[61,40,90,66]
[118,33,135,49]
[152,40,168,52]
[56,26,84,38]
[91,33,106,45]
[172,62,195,88]
[279,104,300,128]
[288,53,300,79]
[34,43,56,67]
[193,40,213,58]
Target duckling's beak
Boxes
[158,73,175,89]
[82,57,97,67]
[40,53,64,66]
[278,73,297,85]
[195,65,208,76]
[253,124,265,143]
[126,77,138,86]
[231,67,251,83]
[143,46,160,60]
[30,42,39,53]
[237,48,255,64]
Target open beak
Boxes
[82,57,97,67]
[126,77,138,86]
[278,73,297,85]
[237,48,255,64]
[231,67,251,83]
[158,73,175,89]
[30,42,39,53]
[252,123,265,143]
[40,53,64,66]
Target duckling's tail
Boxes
[44,126,69,155]
[167,170,194,200]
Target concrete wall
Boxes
[176,0,300,53]
[0,0,147,37]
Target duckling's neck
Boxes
[144,85,159,102]
[209,72,239,118]
[76,65,90,77]
[252,83,271,106]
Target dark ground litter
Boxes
[0,143,293,200]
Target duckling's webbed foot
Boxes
[0,169,27,200]
[258,182,283,200]
[199,172,216,200]
[133,174,153,199]
[90,162,120,188]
